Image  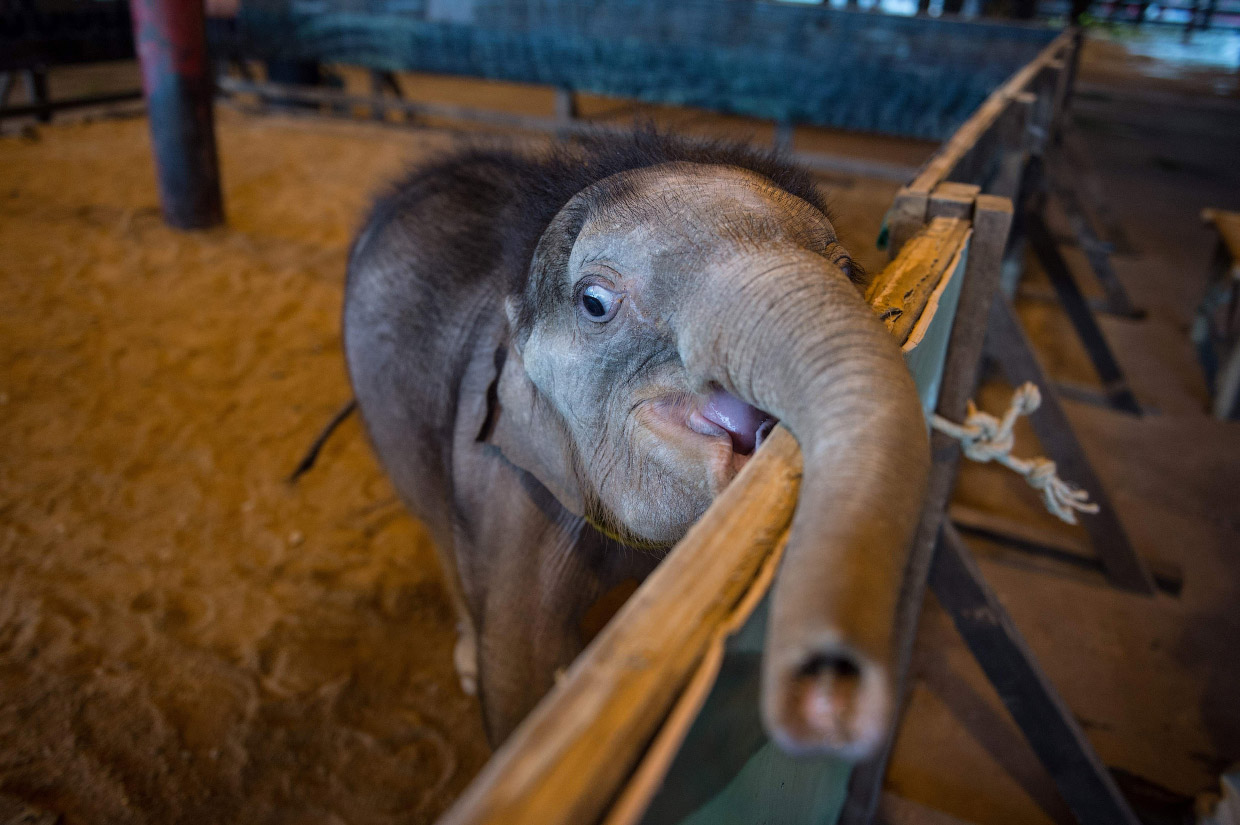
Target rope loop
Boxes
[931,382,1101,525]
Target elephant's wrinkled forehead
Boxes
[569,163,836,277]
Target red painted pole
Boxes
[129,0,224,229]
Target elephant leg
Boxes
[453,458,656,744]
[474,518,652,745]
[454,617,479,697]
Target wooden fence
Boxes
[426,26,1153,825]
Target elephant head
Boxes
[487,160,930,758]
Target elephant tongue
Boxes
[702,389,774,455]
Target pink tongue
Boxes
[702,389,769,454]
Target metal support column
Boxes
[129,0,224,229]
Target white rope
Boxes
[931,382,1100,525]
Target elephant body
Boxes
[343,132,929,753]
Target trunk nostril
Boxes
[774,649,886,759]
[797,652,861,682]
[795,655,861,740]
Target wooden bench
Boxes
[1195,208,1240,419]
[1203,209,1240,273]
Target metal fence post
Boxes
[129,0,224,229]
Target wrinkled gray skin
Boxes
[344,148,929,757]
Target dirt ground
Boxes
[2,29,1239,825]
[0,111,496,825]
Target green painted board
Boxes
[638,236,969,825]
[905,240,970,420]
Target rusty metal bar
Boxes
[129,0,224,229]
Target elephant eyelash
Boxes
[832,253,864,283]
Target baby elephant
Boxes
[343,131,929,758]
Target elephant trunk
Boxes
[675,248,930,759]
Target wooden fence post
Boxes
[840,192,1014,825]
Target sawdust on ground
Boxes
[0,108,493,825]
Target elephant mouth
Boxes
[642,388,776,486]
[690,387,778,457]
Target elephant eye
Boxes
[835,254,863,282]
[578,283,621,322]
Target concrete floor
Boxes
[1,28,1238,825]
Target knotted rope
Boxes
[931,383,1100,524]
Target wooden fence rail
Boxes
[886,28,1076,256]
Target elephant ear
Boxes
[476,308,586,517]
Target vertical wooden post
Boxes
[554,87,578,122]
[841,193,1014,825]
[887,188,930,261]
[21,68,52,123]
[991,92,1033,202]
[129,0,224,229]
[984,298,1157,594]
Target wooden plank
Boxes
[1048,52,1073,140]
[928,182,980,220]
[1025,209,1142,414]
[929,523,1142,825]
[937,196,1017,418]
[214,77,920,184]
[990,91,1034,201]
[1061,126,1135,256]
[1202,208,1240,270]
[1026,63,1060,158]
[867,217,971,343]
[438,428,803,825]
[902,234,970,415]
[908,30,1074,195]
[0,89,143,121]
[984,298,1157,594]
[1045,157,1142,318]
[840,195,1014,825]
[887,187,931,259]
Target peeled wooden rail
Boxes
[886,28,1077,256]
[437,213,977,825]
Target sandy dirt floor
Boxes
[0,110,497,825]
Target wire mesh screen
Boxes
[226,0,1060,140]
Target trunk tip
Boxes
[763,648,891,761]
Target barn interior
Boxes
[2,5,1240,825]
